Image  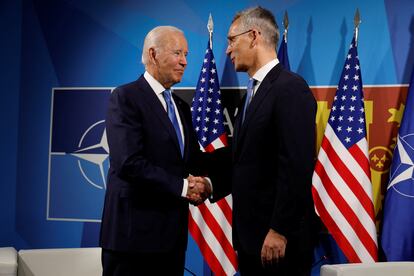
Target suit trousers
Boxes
[237,248,311,276]
[102,248,185,276]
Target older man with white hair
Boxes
[100,26,211,276]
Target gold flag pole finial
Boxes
[354,8,361,46]
[283,11,289,43]
[207,13,214,49]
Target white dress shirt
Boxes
[251,58,279,96]
[143,71,188,197]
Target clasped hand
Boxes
[186,175,211,205]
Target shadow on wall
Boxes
[297,17,316,85]
[220,52,240,88]
[330,18,348,85]
[404,16,414,80]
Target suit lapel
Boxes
[234,64,283,161]
[137,76,183,158]
[232,97,245,157]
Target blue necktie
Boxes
[242,78,255,123]
[163,90,184,157]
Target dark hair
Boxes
[232,6,279,49]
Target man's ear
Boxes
[251,29,260,47]
[148,47,157,64]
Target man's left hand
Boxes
[260,229,287,266]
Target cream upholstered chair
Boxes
[321,262,414,276]
[0,247,17,276]
[17,248,102,276]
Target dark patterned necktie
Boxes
[242,78,256,123]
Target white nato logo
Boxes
[71,120,109,190]
[387,133,414,198]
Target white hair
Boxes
[141,26,184,66]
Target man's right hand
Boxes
[186,175,211,205]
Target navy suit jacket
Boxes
[100,75,204,253]
[214,64,317,259]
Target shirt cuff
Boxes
[181,178,189,197]
[204,177,213,194]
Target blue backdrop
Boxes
[1,0,413,275]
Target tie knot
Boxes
[163,89,172,99]
[247,78,256,91]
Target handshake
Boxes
[186,175,212,206]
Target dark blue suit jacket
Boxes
[100,75,205,253]
[214,64,317,262]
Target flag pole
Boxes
[189,12,236,276]
[208,13,214,49]
[354,8,361,46]
[283,10,289,43]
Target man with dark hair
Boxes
[217,6,317,275]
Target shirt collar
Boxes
[252,58,279,82]
[144,71,167,96]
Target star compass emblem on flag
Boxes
[387,133,414,197]
[71,120,109,190]
[48,88,111,221]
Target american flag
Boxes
[188,42,238,275]
[312,35,378,263]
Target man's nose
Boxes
[225,45,231,55]
[180,55,187,66]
